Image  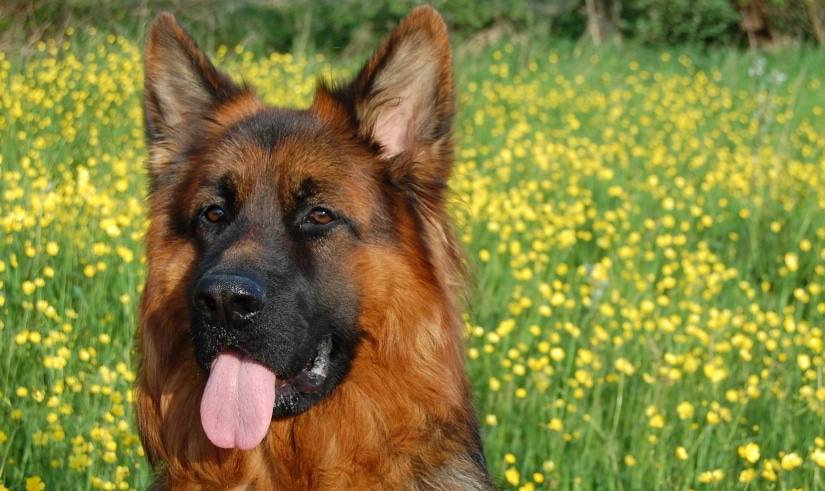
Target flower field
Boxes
[1,26,824,490]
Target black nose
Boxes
[193,274,265,329]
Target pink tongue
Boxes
[200,351,276,450]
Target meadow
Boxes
[0,25,824,490]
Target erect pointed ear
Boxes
[314,6,455,182]
[143,13,248,171]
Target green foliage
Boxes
[627,0,741,45]
[0,0,541,57]
[247,0,540,55]
[763,0,818,41]
[2,0,823,55]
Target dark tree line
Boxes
[583,0,824,47]
[1,0,823,53]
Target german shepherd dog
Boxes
[137,6,493,489]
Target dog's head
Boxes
[141,7,455,451]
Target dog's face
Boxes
[142,8,454,452]
[185,110,367,420]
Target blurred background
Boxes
[2,0,823,56]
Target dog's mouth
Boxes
[279,335,332,394]
[199,335,333,451]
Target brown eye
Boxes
[204,205,226,223]
[308,208,333,225]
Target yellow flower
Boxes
[738,442,761,463]
[698,469,724,483]
[675,446,688,460]
[45,241,59,256]
[811,448,825,467]
[504,467,521,485]
[785,252,799,272]
[614,357,636,376]
[761,459,778,481]
[738,468,756,483]
[69,451,92,471]
[25,477,46,491]
[676,401,694,420]
[703,362,728,383]
[780,452,803,470]
[22,280,36,295]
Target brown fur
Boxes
[137,7,493,490]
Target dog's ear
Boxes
[143,13,248,173]
[314,6,454,184]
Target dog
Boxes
[137,6,493,489]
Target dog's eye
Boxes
[307,207,334,225]
[204,205,227,223]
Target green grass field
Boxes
[1,26,824,490]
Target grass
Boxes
[456,43,825,490]
[1,25,824,490]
